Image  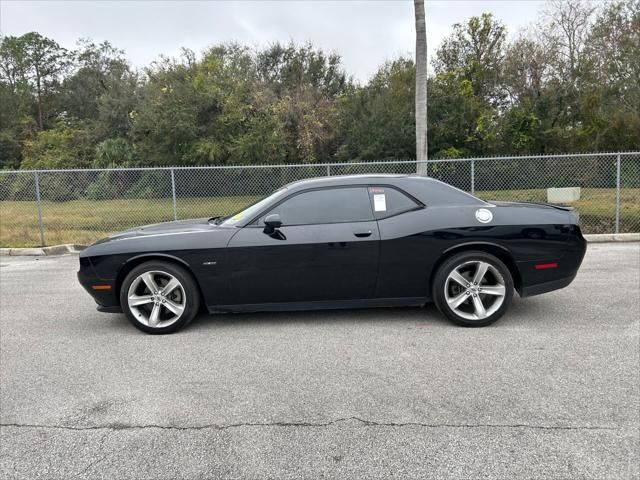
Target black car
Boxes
[78,175,586,334]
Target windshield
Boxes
[219,187,288,226]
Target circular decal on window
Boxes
[475,208,493,224]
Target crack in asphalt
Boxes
[71,431,111,479]
[0,417,620,432]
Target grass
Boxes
[475,188,640,234]
[1,188,638,247]
[0,195,260,247]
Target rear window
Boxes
[367,186,421,219]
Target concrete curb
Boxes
[0,244,86,256]
[583,233,640,243]
[1,233,638,257]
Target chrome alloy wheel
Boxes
[127,270,186,328]
[444,261,506,321]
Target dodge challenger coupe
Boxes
[78,175,586,334]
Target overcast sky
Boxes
[1,0,546,82]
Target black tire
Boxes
[120,260,200,334]
[433,251,514,327]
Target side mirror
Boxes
[263,213,282,234]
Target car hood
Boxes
[92,218,217,245]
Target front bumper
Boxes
[97,304,123,313]
[77,262,120,311]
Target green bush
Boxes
[125,170,171,199]
[4,173,34,201]
[93,138,138,167]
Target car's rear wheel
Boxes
[120,261,200,334]
[433,251,513,327]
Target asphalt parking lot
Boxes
[0,243,639,479]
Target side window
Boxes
[262,187,373,226]
[368,186,421,219]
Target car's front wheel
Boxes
[120,261,200,334]
[433,251,514,327]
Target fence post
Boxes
[34,171,45,246]
[326,164,331,176]
[471,158,475,195]
[615,153,621,234]
[170,168,178,221]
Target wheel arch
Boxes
[115,253,204,306]
[430,242,522,293]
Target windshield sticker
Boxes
[373,194,387,212]
[369,187,385,193]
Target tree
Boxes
[256,42,348,163]
[93,137,138,167]
[535,0,596,145]
[500,37,550,153]
[130,52,207,166]
[434,13,507,106]
[1,3,639,172]
[0,35,28,92]
[430,13,507,156]
[579,0,640,150]
[541,0,597,83]
[19,32,69,130]
[336,59,416,162]
[256,42,347,98]
[0,35,35,167]
[62,40,131,122]
[21,120,93,169]
[414,0,428,173]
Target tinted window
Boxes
[221,188,288,226]
[368,186,420,219]
[264,187,373,225]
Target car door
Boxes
[223,186,380,306]
[366,185,427,299]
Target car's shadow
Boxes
[101,302,453,333]
[193,303,447,330]
[100,295,556,334]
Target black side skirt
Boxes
[208,297,430,314]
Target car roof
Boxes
[284,174,412,190]
[282,174,485,207]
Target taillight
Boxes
[534,263,558,270]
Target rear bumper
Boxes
[517,225,586,298]
[520,273,577,298]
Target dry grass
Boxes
[475,188,640,234]
[1,188,638,247]
[0,195,259,247]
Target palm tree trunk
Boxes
[414,0,428,175]
[35,66,44,130]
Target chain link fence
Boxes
[1,152,638,247]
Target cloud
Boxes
[0,0,544,82]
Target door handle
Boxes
[353,230,372,238]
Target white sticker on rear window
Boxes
[373,194,387,212]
